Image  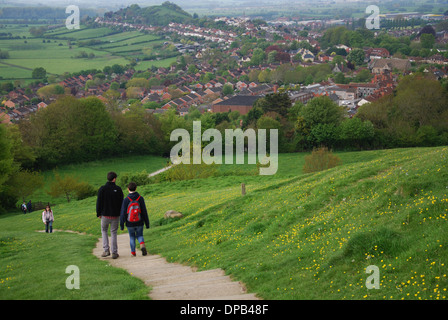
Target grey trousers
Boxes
[101,216,119,254]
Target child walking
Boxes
[120,182,150,256]
[42,205,54,233]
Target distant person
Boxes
[120,182,150,257]
[21,201,27,214]
[42,205,54,233]
[27,200,32,213]
[96,172,123,259]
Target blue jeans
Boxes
[127,225,144,253]
[45,221,53,233]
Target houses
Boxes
[239,84,274,96]
[288,90,314,104]
[297,48,315,62]
[365,48,390,60]
[161,90,206,111]
[150,86,166,95]
[37,102,48,110]
[0,111,11,124]
[212,95,262,115]
[369,58,411,74]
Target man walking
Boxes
[96,172,123,259]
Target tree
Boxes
[356,74,448,147]
[338,117,375,149]
[36,84,65,100]
[268,50,278,63]
[250,48,266,66]
[420,33,435,49]
[299,95,346,127]
[258,69,271,83]
[347,48,365,66]
[29,26,46,37]
[308,123,339,146]
[47,172,84,203]
[188,64,198,74]
[254,93,292,118]
[334,72,347,84]
[256,115,282,151]
[8,170,44,202]
[5,124,36,169]
[419,25,436,37]
[159,108,188,153]
[0,49,9,59]
[222,83,234,96]
[22,96,118,167]
[111,64,124,74]
[0,124,13,199]
[32,67,47,79]
[111,102,157,155]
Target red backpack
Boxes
[126,196,141,222]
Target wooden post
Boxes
[242,183,246,196]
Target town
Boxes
[1,6,448,125]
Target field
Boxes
[0,24,177,81]
[1,147,447,300]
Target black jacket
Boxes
[96,181,124,218]
[120,192,150,230]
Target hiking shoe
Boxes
[141,247,147,256]
[112,253,119,259]
[131,252,136,257]
[101,251,110,257]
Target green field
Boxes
[0,25,177,80]
[1,147,447,300]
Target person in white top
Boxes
[42,205,54,233]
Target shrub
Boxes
[165,162,217,182]
[118,170,151,188]
[74,181,96,200]
[302,146,341,173]
[47,173,96,202]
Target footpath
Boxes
[93,234,260,300]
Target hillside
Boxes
[142,146,448,299]
[106,2,193,26]
[0,147,447,300]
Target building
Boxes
[289,91,314,104]
[212,95,262,115]
[365,48,390,60]
[369,58,411,74]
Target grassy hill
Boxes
[1,147,447,300]
[110,2,193,26]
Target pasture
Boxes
[1,147,447,300]
[0,24,178,81]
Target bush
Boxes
[165,162,217,182]
[303,146,341,173]
[74,181,96,200]
[118,170,151,188]
[47,173,96,202]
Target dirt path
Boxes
[147,165,174,178]
[92,234,260,300]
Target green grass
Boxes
[30,154,169,206]
[1,37,129,76]
[0,26,174,79]
[0,61,32,79]
[0,213,149,299]
[1,147,448,300]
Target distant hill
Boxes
[105,1,193,26]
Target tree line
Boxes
[1,73,447,211]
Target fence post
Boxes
[242,183,246,196]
